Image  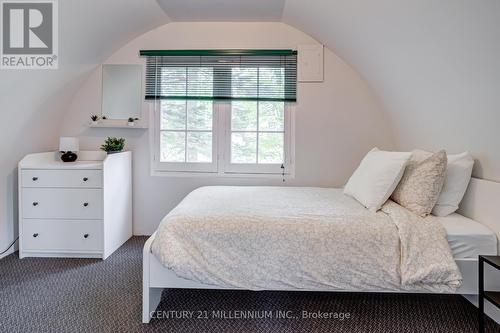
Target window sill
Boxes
[150,169,295,180]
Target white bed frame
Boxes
[142,178,500,323]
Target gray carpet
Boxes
[0,237,498,333]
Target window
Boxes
[159,100,216,170]
[224,101,287,174]
[143,50,297,176]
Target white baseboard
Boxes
[0,242,18,259]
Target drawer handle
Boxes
[33,233,39,238]
[83,177,89,182]
[83,202,89,207]
[32,177,38,181]
[32,202,39,206]
[84,234,89,239]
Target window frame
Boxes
[150,101,295,177]
[151,100,219,173]
[221,101,293,175]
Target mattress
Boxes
[438,213,497,258]
[152,186,462,292]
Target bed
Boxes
[142,178,500,323]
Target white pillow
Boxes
[412,150,474,216]
[344,148,412,212]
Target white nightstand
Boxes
[18,151,132,259]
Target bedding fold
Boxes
[152,186,461,292]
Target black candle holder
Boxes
[60,151,78,162]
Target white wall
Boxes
[0,0,168,258]
[59,22,394,235]
[283,0,500,181]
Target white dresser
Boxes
[18,151,132,259]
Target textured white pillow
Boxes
[412,150,474,216]
[391,150,448,217]
[344,148,412,212]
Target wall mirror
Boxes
[101,64,142,120]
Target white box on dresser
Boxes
[18,151,132,259]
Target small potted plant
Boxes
[127,117,139,127]
[90,114,100,125]
[100,137,125,154]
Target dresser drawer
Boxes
[21,169,102,188]
[22,219,102,252]
[22,188,103,219]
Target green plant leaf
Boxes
[100,137,125,152]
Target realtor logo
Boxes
[1,0,58,69]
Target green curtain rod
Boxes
[139,49,297,57]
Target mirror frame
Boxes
[94,64,147,128]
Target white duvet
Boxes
[152,186,462,292]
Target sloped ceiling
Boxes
[1,0,168,161]
[3,0,498,180]
[283,0,500,180]
[156,0,285,22]
[153,0,500,179]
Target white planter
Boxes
[91,121,99,125]
[127,122,135,127]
